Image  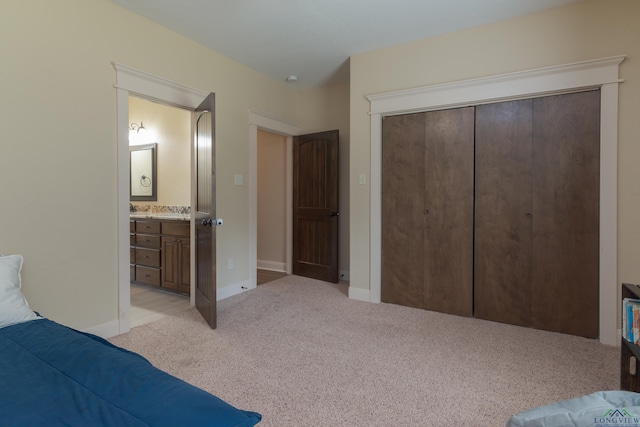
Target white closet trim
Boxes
[367,55,625,346]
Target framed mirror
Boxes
[130,143,157,201]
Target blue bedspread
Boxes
[0,319,262,426]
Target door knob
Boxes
[201,218,213,226]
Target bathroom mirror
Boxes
[130,143,157,201]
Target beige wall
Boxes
[129,97,190,207]
[349,0,640,297]
[257,130,287,269]
[0,0,299,330]
[298,81,351,278]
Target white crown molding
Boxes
[367,55,625,115]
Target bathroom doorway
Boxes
[128,96,192,327]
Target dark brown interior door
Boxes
[474,99,533,327]
[194,93,217,329]
[531,90,600,338]
[381,113,425,308]
[423,107,474,317]
[292,130,339,283]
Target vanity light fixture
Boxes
[129,122,146,133]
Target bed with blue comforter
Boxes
[0,318,262,426]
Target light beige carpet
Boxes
[110,275,619,427]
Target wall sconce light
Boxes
[129,122,146,133]
[129,122,149,145]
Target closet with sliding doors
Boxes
[381,90,600,338]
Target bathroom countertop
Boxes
[129,212,190,221]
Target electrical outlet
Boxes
[227,258,234,269]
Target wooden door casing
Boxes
[292,130,339,283]
[474,99,533,327]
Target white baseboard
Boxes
[83,319,120,339]
[257,260,286,272]
[217,279,254,301]
[348,286,371,303]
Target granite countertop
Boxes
[129,212,190,221]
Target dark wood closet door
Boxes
[381,113,425,308]
[531,90,600,338]
[423,107,474,317]
[474,100,534,327]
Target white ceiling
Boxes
[110,0,585,89]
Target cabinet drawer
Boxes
[135,248,160,268]
[130,233,135,246]
[130,247,135,263]
[136,221,160,234]
[135,234,161,249]
[130,221,135,232]
[135,266,160,286]
[162,221,189,237]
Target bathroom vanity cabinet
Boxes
[130,219,190,296]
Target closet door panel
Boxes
[381,113,425,308]
[531,91,600,338]
[423,107,474,317]
[474,100,533,327]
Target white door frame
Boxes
[366,55,625,346]
[249,108,300,286]
[113,63,207,335]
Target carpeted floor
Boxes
[110,275,619,427]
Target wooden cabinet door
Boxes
[423,107,474,317]
[161,236,190,294]
[178,238,190,294]
[474,99,533,327]
[531,90,600,338]
[381,113,426,309]
[161,237,180,290]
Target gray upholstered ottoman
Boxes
[506,391,640,427]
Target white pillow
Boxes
[0,254,40,328]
